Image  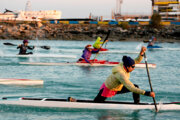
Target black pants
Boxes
[19,52,33,55]
[94,84,140,104]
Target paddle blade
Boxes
[103,30,111,42]
[3,42,17,46]
[40,46,51,50]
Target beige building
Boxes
[153,0,180,21]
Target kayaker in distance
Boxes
[93,36,108,49]
[17,40,35,55]
[94,46,155,103]
[77,44,99,65]
[147,36,156,47]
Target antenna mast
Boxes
[25,0,32,11]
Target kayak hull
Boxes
[19,61,156,68]
[0,54,77,58]
[0,97,180,111]
[92,48,108,51]
[0,78,43,85]
[147,45,162,49]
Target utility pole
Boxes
[25,0,32,11]
[116,0,123,15]
[178,0,180,21]
[151,0,154,14]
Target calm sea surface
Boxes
[0,40,180,120]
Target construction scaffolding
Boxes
[114,0,151,21]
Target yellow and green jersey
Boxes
[93,37,103,49]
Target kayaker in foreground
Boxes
[93,36,108,49]
[17,40,35,55]
[94,46,155,103]
[77,44,99,64]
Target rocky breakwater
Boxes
[0,22,179,42]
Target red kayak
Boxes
[77,59,119,64]
[92,48,108,51]
[76,59,156,68]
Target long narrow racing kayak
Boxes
[0,97,180,111]
[19,60,156,68]
[0,78,43,85]
[0,54,77,58]
[59,49,139,54]
[100,50,139,54]
[147,45,162,49]
[92,48,108,51]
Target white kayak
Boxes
[0,54,77,58]
[0,78,43,85]
[19,62,157,68]
[0,97,180,111]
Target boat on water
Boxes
[59,49,139,54]
[0,97,180,111]
[19,60,157,68]
[0,54,77,58]
[92,48,108,52]
[100,50,139,54]
[0,78,43,85]
[147,45,162,49]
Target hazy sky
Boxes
[0,0,152,18]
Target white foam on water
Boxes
[148,48,180,51]
[0,50,4,56]
[136,42,143,50]
[161,48,180,51]
[59,49,82,53]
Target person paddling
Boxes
[93,36,108,49]
[94,46,155,103]
[77,44,99,64]
[147,36,156,47]
[17,40,35,55]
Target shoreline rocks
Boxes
[0,22,179,42]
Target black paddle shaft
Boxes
[144,53,158,112]
[3,42,16,46]
[93,30,111,60]
[3,42,50,50]
[102,30,111,46]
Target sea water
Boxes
[0,40,180,120]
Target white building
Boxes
[17,10,61,21]
[0,10,61,21]
[0,12,16,20]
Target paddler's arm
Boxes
[122,77,155,97]
[81,50,91,64]
[104,39,108,44]
[99,41,103,44]
[115,73,155,97]
[84,57,90,63]
[134,46,147,64]
[27,46,35,50]
[17,45,21,49]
